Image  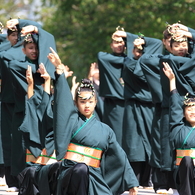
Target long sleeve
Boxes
[140,54,163,103]
[169,90,184,133]
[102,129,139,194]
[98,52,125,99]
[36,28,56,80]
[126,32,139,58]
[53,73,78,160]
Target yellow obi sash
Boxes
[64,143,102,168]
[176,148,195,165]
[26,149,58,165]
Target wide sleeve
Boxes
[178,55,195,90]
[143,37,163,54]
[102,129,139,195]
[133,37,162,79]
[37,28,56,80]
[53,73,78,160]
[97,52,125,99]
[169,90,184,133]
[140,54,163,103]
[18,19,42,29]
[0,40,11,52]
[126,32,138,58]
[0,34,7,42]
[18,94,42,157]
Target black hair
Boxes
[7,28,18,37]
[163,29,171,40]
[170,37,188,48]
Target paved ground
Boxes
[0,185,171,195]
[0,186,157,195]
[0,176,175,195]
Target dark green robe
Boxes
[159,54,195,171]
[122,56,154,162]
[18,92,54,158]
[98,52,125,145]
[0,19,44,169]
[52,73,139,195]
[1,21,56,175]
[169,90,195,190]
[0,34,11,165]
[97,32,142,145]
[139,54,163,168]
[122,37,162,163]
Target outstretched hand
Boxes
[88,62,99,80]
[129,187,138,195]
[38,63,50,81]
[71,76,80,100]
[47,47,73,77]
[162,62,175,80]
[26,65,33,85]
[47,47,62,67]
[64,65,73,78]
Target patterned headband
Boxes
[0,22,4,34]
[184,93,195,106]
[77,81,95,100]
[24,33,34,43]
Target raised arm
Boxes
[26,65,34,99]
[162,62,176,92]
[47,47,73,77]
[38,63,51,95]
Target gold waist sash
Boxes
[64,143,102,168]
[176,148,195,165]
[26,148,57,165]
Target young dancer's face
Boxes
[22,43,39,60]
[171,41,188,57]
[132,47,143,60]
[76,91,97,119]
[110,40,125,55]
[184,106,195,127]
[7,31,18,46]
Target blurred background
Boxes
[1,0,195,81]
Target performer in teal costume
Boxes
[7,29,56,177]
[163,61,195,195]
[120,33,162,187]
[37,49,139,195]
[97,27,139,145]
[0,19,56,180]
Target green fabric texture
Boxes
[53,73,139,194]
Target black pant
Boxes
[130,161,152,187]
[152,167,167,192]
[0,164,5,177]
[17,166,38,195]
[5,166,19,188]
[58,162,89,195]
[176,156,195,195]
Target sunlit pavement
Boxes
[0,184,176,195]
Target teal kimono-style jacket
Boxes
[52,73,139,195]
[122,37,162,162]
[159,54,195,171]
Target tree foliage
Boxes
[0,0,34,25]
[6,0,195,81]
[40,0,195,80]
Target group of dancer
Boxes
[0,17,195,195]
